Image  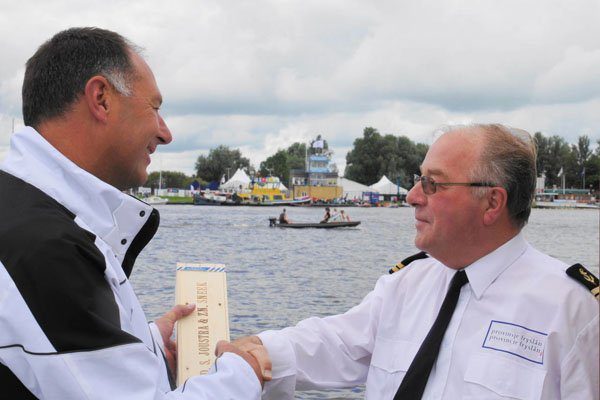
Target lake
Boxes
[132,205,599,399]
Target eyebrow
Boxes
[423,168,448,179]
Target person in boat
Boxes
[340,209,350,222]
[320,207,331,223]
[279,208,290,224]
[329,208,341,222]
[0,27,269,399]
[234,123,599,399]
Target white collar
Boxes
[463,233,528,299]
[1,127,153,261]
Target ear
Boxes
[84,76,113,123]
[482,187,508,226]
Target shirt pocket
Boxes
[463,353,546,400]
[366,337,419,398]
[371,336,419,372]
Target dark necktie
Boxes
[394,269,469,400]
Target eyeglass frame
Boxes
[413,174,497,195]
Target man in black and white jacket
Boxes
[0,27,268,399]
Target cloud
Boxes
[1,0,599,176]
[534,46,600,104]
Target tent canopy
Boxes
[369,175,408,195]
[339,177,372,199]
[220,168,251,190]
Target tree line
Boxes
[144,128,599,192]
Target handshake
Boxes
[156,304,272,387]
[216,336,272,386]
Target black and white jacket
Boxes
[0,127,260,399]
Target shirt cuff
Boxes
[258,330,297,379]
[148,322,165,355]
[213,352,262,392]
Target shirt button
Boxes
[121,239,127,245]
[139,210,146,217]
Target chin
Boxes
[413,236,430,252]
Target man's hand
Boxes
[216,338,272,386]
[155,303,196,380]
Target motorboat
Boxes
[143,195,168,205]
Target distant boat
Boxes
[194,191,228,205]
[143,195,168,205]
[268,218,360,229]
[237,176,306,206]
[247,197,311,206]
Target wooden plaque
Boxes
[175,263,230,386]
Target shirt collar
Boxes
[463,233,528,299]
[1,127,154,264]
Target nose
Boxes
[406,181,425,207]
[157,114,172,145]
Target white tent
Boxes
[339,177,373,199]
[369,175,408,195]
[220,168,251,190]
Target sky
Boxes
[1,0,599,176]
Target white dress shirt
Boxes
[259,234,599,399]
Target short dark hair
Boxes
[22,27,139,128]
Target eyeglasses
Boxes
[414,174,496,195]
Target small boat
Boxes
[143,195,168,205]
[193,190,230,205]
[268,218,360,229]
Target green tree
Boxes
[533,132,597,189]
[344,127,383,185]
[145,171,194,189]
[194,145,250,183]
[344,127,427,187]
[543,136,571,187]
[259,142,307,186]
[584,151,600,192]
[576,135,591,166]
[533,132,550,176]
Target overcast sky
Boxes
[1,0,599,176]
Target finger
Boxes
[164,303,196,323]
[215,340,231,357]
[247,346,272,381]
[165,339,177,353]
[232,335,263,348]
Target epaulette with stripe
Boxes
[566,263,599,300]
[389,251,429,274]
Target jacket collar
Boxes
[1,127,156,276]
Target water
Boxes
[132,206,599,399]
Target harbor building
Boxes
[290,135,343,201]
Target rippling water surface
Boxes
[132,205,599,399]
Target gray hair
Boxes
[23,27,142,127]
[435,123,537,229]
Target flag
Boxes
[581,167,586,177]
[557,167,563,177]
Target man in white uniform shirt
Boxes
[236,123,599,399]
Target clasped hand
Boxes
[155,304,272,386]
